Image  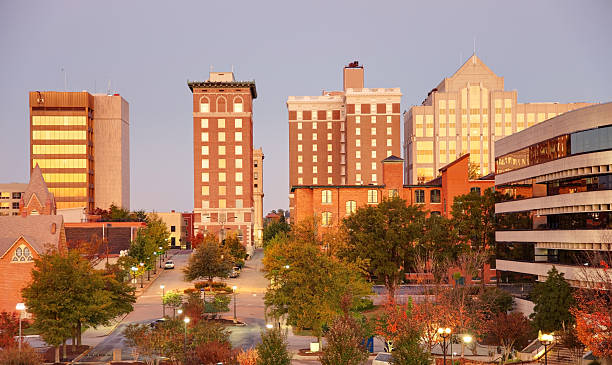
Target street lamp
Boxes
[266,324,273,329]
[160,285,166,317]
[146,257,151,281]
[183,317,190,355]
[139,262,144,288]
[539,333,554,365]
[284,265,290,269]
[438,327,451,365]
[232,286,238,323]
[158,246,164,263]
[153,252,157,274]
[16,303,26,352]
[461,334,473,358]
[130,266,138,286]
[177,309,183,319]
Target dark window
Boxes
[470,187,481,195]
[415,190,425,203]
[12,202,19,209]
[431,211,441,216]
[171,237,176,245]
[254,162,258,167]
[430,189,441,203]
[12,192,21,199]
[171,226,176,232]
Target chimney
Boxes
[343,61,364,90]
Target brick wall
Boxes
[0,238,39,313]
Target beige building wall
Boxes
[93,94,130,210]
[0,183,27,216]
[253,148,264,247]
[404,54,594,184]
[156,212,186,249]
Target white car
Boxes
[164,260,175,269]
[372,352,393,365]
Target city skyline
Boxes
[1,1,611,213]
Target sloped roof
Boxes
[382,155,404,162]
[23,164,55,210]
[0,215,64,258]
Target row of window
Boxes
[33,158,87,169]
[353,115,394,124]
[352,103,395,115]
[200,200,246,209]
[297,177,335,185]
[42,173,88,183]
[199,97,244,113]
[201,145,243,155]
[355,139,393,147]
[202,172,243,183]
[48,187,88,198]
[0,202,20,209]
[201,118,243,129]
[201,158,244,169]
[201,132,243,142]
[32,130,87,141]
[202,185,244,196]
[32,116,87,126]
[33,144,87,155]
[0,192,21,199]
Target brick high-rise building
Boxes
[404,54,593,184]
[29,91,130,212]
[253,148,264,247]
[287,62,402,217]
[188,72,257,248]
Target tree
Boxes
[530,266,574,333]
[416,214,462,283]
[483,312,533,363]
[264,221,371,344]
[451,188,496,251]
[263,220,291,247]
[341,198,425,297]
[256,329,291,365]
[225,233,248,264]
[0,311,21,349]
[0,343,42,365]
[319,294,369,365]
[478,287,514,318]
[391,337,431,365]
[184,237,233,286]
[163,291,184,317]
[468,161,481,179]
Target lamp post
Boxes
[153,252,157,274]
[232,286,237,323]
[16,303,25,352]
[183,317,190,356]
[266,324,273,330]
[160,285,166,317]
[158,246,164,266]
[139,263,144,288]
[177,308,183,320]
[540,333,554,365]
[131,266,138,287]
[461,334,472,358]
[438,327,451,365]
[146,257,150,280]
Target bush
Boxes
[319,312,368,365]
[194,340,236,364]
[0,311,21,349]
[256,329,291,365]
[236,349,258,365]
[204,294,231,314]
[0,344,43,365]
[391,336,430,365]
[353,297,375,312]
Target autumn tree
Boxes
[263,220,291,247]
[483,312,533,363]
[256,328,291,365]
[530,266,574,333]
[341,197,425,296]
[184,237,233,286]
[225,232,248,264]
[0,343,42,365]
[0,311,21,349]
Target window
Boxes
[327,122,332,129]
[202,186,209,195]
[235,132,242,141]
[254,172,259,179]
[201,132,209,142]
[356,162,361,170]
[327,110,332,119]
[356,173,362,182]
[387,139,392,147]
[371,162,377,170]
[297,111,303,120]
[236,186,243,195]
[371,139,376,147]
[388,189,399,198]
[218,119,225,128]
[327,166,332,173]
[235,146,242,155]
[297,155,303,163]
[200,100,209,112]
[297,122,302,129]
[202,146,209,155]
[356,116,361,124]
[356,140,361,147]
[322,212,332,226]
[219,199,226,208]
[219,172,226,182]
[219,146,226,155]
[387,116,392,123]
[297,144,302,152]
[202,173,209,182]
[313,155,318,162]
[471,187,481,195]
[356,128,361,136]
[346,200,357,214]
[430,189,441,203]
[322,190,332,204]
[236,199,243,208]
[235,172,242,182]
[234,102,243,112]
[327,144,332,151]
[312,122,317,129]
[327,133,332,140]
[12,245,33,262]
[313,166,318,173]
[12,192,21,199]
[298,166,303,174]
[371,151,376,158]
[201,119,208,128]
[431,211,441,216]
[171,225,176,232]
[218,132,225,142]
[313,133,317,141]
[313,177,318,184]
[327,155,332,162]
[356,151,361,159]
[387,127,392,135]
[372,174,377,182]
[367,189,378,204]
[371,127,376,135]
[235,119,242,128]
[415,190,425,203]
[298,177,303,184]
[313,144,317,152]
[327,177,332,184]
[201,159,209,168]
[236,159,242,168]
[219,186,226,195]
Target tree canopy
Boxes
[184,236,233,284]
[530,266,574,333]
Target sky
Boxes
[1,0,611,214]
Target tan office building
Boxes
[287,62,402,187]
[404,54,593,184]
[188,72,257,248]
[0,183,27,216]
[253,148,264,247]
[29,91,130,212]
[156,211,187,249]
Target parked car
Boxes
[229,266,240,278]
[164,260,175,269]
[150,318,167,328]
[372,352,392,365]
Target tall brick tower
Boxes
[188,72,257,248]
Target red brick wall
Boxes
[0,238,39,313]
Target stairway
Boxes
[538,345,584,365]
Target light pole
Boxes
[16,303,25,352]
[232,285,237,323]
[139,262,144,288]
[146,257,150,280]
[160,285,166,317]
[183,317,190,356]
[153,252,157,274]
[158,246,164,266]
[540,333,554,365]
[177,309,183,320]
[438,327,451,365]
[461,334,472,358]
[266,324,273,330]
[131,266,138,287]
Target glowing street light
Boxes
[16,303,26,352]
[539,332,554,365]
[266,324,274,329]
[438,327,452,365]
[183,317,190,354]
[461,334,472,358]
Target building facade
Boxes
[0,183,27,216]
[253,148,264,247]
[29,91,130,212]
[495,102,612,286]
[404,54,593,185]
[287,62,402,216]
[157,211,187,249]
[188,72,257,248]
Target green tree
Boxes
[225,233,248,264]
[341,197,425,296]
[163,291,184,318]
[450,188,496,251]
[416,214,463,282]
[263,220,291,247]
[319,294,369,365]
[478,287,514,318]
[530,266,575,332]
[184,237,233,286]
[392,337,431,365]
[256,328,291,365]
[264,221,371,344]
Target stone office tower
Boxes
[188,72,257,249]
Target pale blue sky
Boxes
[1,0,611,213]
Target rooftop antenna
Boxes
[473,37,476,64]
[107,80,112,95]
[61,67,67,91]
[231,64,234,73]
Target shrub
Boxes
[236,349,258,365]
[319,312,368,365]
[0,311,21,349]
[194,340,236,365]
[256,329,291,365]
[0,343,43,365]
